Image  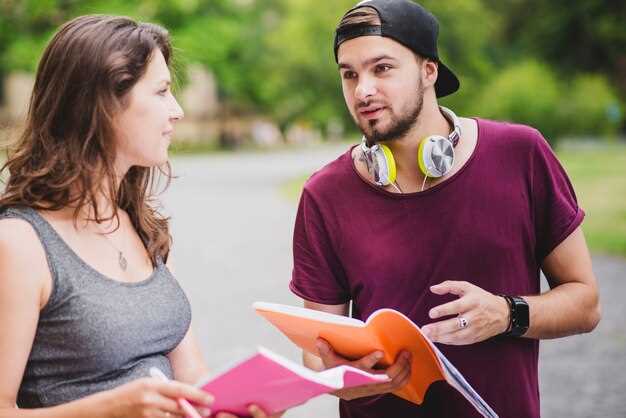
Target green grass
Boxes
[558,143,626,257]
[280,143,626,257]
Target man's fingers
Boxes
[316,338,345,367]
[433,328,476,346]
[354,350,384,370]
[429,298,470,319]
[430,280,472,297]
[317,338,384,371]
[389,357,412,387]
[385,351,412,380]
[422,316,466,341]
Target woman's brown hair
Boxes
[0,15,174,264]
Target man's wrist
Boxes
[500,295,512,334]
[498,295,530,337]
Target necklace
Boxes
[98,231,128,271]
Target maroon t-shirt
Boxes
[290,119,584,418]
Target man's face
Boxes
[338,36,424,143]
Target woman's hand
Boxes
[104,377,214,418]
[216,405,285,418]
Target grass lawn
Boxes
[281,142,626,258]
[558,143,626,257]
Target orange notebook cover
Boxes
[253,302,498,418]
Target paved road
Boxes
[162,144,626,418]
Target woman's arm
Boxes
[0,219,51,415]
[168,327,211,384]
[165,256,211,383]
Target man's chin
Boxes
[361,125,393,143]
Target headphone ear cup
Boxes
[418,136,455,178]
[379,144,397,185]
[417,138,432,177]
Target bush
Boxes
[558,74,623,138]
[470,60,564,143]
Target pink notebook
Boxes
[196,347,389,417]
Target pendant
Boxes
[118,251,128,271]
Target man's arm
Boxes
[524,226,600,338]
[302,301,349,371]
[421,227,601,344]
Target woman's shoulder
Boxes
[0,212,40,243]
[0,208,50,271]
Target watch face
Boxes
[516,300,530,328]
[512,297,530,328]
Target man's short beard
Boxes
[361,82,424,144]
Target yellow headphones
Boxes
[360,106,462,186]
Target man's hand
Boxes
[316,338,412,401]
[420,280,510,345]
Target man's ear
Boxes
[422,59,439,89]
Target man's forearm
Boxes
[523,281,601,339]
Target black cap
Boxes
[334,0,460,98]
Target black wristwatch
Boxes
[501,295,529,337]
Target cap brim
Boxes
[435,62,460,98]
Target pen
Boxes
[149,367,204,418]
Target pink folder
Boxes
[196,347,389,417]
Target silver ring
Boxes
[458,316,469,329]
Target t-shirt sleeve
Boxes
[530,130,585,262]
[290,188,351,305]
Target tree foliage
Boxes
[0,0,623,140]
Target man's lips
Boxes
[358,106,386,120]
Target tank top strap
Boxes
[0,206,70,266]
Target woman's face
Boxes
[113,49,183,173]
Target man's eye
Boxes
[342,71,357,80]
[376,64,392,73]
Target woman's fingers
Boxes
[156,380,214,406]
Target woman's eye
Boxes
[158,89,168,96]
[376,64,392,73]
[342,71,356,80]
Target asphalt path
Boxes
[162,144,626,418]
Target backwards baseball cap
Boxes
[334,0,460,98]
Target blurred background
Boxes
[1,0,625,417]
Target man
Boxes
[289,0,601,417]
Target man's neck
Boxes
[381,101,451,183]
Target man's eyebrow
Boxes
[364,55,397,66]
[338,55,398,70]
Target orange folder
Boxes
[253,302,498,418]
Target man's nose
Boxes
[355,77,377,102]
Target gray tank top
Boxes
[1,206,192,408]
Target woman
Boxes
[0,15,279,418]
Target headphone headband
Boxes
[439,106,461,147]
